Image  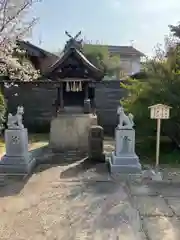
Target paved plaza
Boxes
[0,156,180,240]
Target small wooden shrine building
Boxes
[16,31,104,151]
[43,31,104,114]
[16,31,104,116]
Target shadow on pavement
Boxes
[60,157,109,179]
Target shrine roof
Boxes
[17,36,104,80]
[148,104,172,109]
[17,40,58,59]
[45,47,103,77]
[44,31,104,80]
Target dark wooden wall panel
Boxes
[4,80,125,135]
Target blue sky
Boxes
[29,0,180,56]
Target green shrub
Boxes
[120,46,180,143]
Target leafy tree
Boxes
[83,44,121,79]
[165,22,180,58]
[169,23,180,39]
[120,29,180,145]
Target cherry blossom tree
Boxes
[0,0,41,81]
[0,0,42,130]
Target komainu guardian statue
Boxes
[7,106,24,129]
[117,106,134,129]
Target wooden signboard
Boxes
[148,104,171,168]
[149,104,170,119]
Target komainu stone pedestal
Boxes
[0,129,36,174]
[109,128,142,173]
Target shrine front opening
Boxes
[63,81,85,108]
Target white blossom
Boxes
[0,0,41,81]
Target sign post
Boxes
[148,104,171,169]
[156,118,161,167]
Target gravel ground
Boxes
[0,159,145,240]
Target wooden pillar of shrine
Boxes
[84,82,89,100]
[57,87,60,109]
[53,82,64,116]
[59,81,64,110]
[84,82,90,113]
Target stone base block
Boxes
[0,153,36,174]
[50,114,97,152]
[109,151,142,173]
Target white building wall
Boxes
[120,56,141,76]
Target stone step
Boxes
[0,173,27,180]
[0,174,27,189]
[0,175,17,187]
[0,175,6,186]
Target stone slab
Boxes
[129,184,158,196]
[133,196,173,216]
[157,186,180,197]
[0,154,36,174]
[109,152,142,173]
[165,197,180,216]
[143,216,180,240]
[111,152,140,165]
[109,162,142,174]
[160,167,180,182]
[111,173,143,183]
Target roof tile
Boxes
[108,45,145,56]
